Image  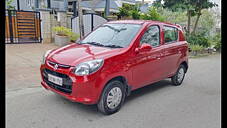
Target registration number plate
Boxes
[48,74,63,86]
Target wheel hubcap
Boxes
[177,68,185,82]
[107,87,122,109]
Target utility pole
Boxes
[105,0,110,17]
[77,0,84,39]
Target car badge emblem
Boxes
[54,64,58,70]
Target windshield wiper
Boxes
[82,42,105,47]
[103,44,123,48]
[82,42,123,48]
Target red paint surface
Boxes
[40,20,188,104]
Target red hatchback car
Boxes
[40,20,188,115]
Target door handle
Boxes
[178,49,181,53]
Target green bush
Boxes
[52,26,79,41]
[212,33,221,51]
[140,7,165,21]
[139,13,151,20]
[130,10,140,19]
[189,44,204,51]
[189,44,205,56]
[52,26,71,36]
[6,0,16,10]
[186,33,209,47]
[117,3,136,17]
[118,7,130,17]
[67,32,80,42]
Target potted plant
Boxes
[52,26,79,46]
[67,31,80,43]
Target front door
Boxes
[131,25,165,89]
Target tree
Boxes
[140,7,165,21]
[6,0,16,10]
[117,3,137,18]
[191,0,217,34]
[163,0,217,34]
[163,0,195,34]
[152,0,163,8]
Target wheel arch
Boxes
[98,75,132,102]
[180,61,188,73]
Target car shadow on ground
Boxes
[53,79,172,116]
[125,79,172,104]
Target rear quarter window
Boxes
[163,26,178,43]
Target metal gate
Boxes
[72,13,108,36]
[5,10,42,44]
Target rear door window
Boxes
[163,26,178,43]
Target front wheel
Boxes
[97,80,126,115]
[171,65,186,86]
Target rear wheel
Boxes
[171,65,186,86]
[97,80,126,115]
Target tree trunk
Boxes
[187,10,191,34]
[192,10,202,34]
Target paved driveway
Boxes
[6,44,221,128]
[6,43,60,91]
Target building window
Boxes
[26,0,34,8]
[39,0,47,8]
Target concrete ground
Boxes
[6,44,221,128]
[6,43,60,91]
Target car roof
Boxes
[107,20,181,29]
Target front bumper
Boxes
[40,63,104,105]
[41,81,95,104]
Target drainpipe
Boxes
[47,0,51,9]
[35,0,39,10]
[17,0,20,10]
[72,1,77,17]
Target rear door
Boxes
[162,25,182,77]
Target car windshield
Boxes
[79,23,142,48]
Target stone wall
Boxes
[39,10,70,44]
[40,10,52,44]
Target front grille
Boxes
[43,68,72,94]
[48,61,71,69]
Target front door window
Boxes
[140,25,160,47]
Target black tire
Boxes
[97,80,126,115]
[171,65,186,86]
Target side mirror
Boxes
[135,43,152,53]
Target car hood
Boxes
[48,43,125,66]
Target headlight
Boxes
[74,59,104,76]
[41,50,52,64]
